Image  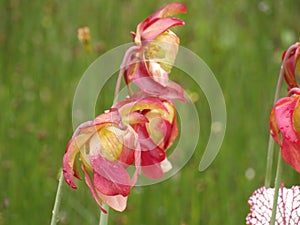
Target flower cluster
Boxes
[63,3,186,212]
[270,42,300,173]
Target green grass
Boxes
[1,0,300,224]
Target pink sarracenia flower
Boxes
[270,90,300,173]
[114,96,178,179]
[63,97,178,211]
[246,185,300,224]
[63,109,141,212]
[282,42,300,90]
[120,2,187,102]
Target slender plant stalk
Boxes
[50,171,64,225]
[99,204,110,225]
[114,46,139,104]
[264,66,284,188]
[270,150,283,225]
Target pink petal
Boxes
[124,112,149,124]
[274,96,299,143]
[93,108,124,128]
[142,163,164,179]
[97,192,128,212]
[81,164,107,213]
[135,2,187,43]
[146,2,187,22]
[90,155,131,196]
[63,133,92,189]
[281,138,300,173]
[270,104,281,145]
[140,17,185,42]
[283,43,300,89]
[132,75,186,102]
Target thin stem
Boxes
[113,46,139,104]
[50,171,64,225]
[264,66,284,187]
[99,204,110,225]
[270,150,283,225]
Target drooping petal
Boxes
[96,191,128,212]
[274,96,299,143]
[90,154,131,196]
[83,164,128,212]
[145,2,187,22]
[292,97,300,134]
[134,2,187,44]
[81,164,107,213]
[63,133,93,189]
[142,163,164,179]
[270,103,281,145]
[139,17,185,43]
[282,43,300,89]
[132,75,186,102]
[281,138,300,173]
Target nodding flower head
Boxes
[63,109,138,212]
[121,2,187,102]
[270,89,300,173]
[131,2,186,46]
[114,97,178,179]
[282,42,300,90]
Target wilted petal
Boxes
[90,154,131,196]
[246,185,300,224]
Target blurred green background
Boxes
[1,0,300,224]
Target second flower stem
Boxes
[270,149,283,225]
[99,204,110,225]
[264,65,284,188]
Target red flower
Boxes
[114,97,178,179]
[282,42,300,90]
[270,91,300,173]
[120,2,187,102]
[63,109,138,212]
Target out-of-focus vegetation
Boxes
[1,0,299,224]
